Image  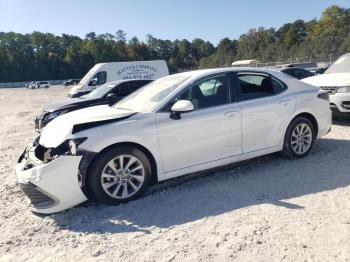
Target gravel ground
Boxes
[0,86,349,262]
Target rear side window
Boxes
[238,73,286,101]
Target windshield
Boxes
[82,83,116,99]
[326,53,350,74]
[113,74,190,112]
[79,68,97,85]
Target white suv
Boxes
[303,53,350,117]
[33,81,50,89]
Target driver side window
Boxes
[162,75,230,111]
[89,71,107,86]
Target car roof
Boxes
[172,67,282,80]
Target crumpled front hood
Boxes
[40,105,135,148]
[42,98,83,112]
[302,73,350,87]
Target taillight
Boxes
[317,92,329,101]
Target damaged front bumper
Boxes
[15,143,88,214]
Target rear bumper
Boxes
[317,108,332,139]
[16,151,87,214]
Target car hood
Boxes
[42,98,86,112]
[302,73,350,87]
[42,98,103,113]
[40,105,135,148]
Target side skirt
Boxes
[158,145,283,182]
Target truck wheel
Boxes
[282,117,315,158]
[87,146,152,204]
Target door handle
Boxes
[279,99,291,105]
[224,110,240,117]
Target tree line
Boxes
[0,5,349,82]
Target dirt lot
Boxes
[0,86,349,261]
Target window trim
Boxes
[235,71,288,102]
[158,73,233,113]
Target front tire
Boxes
[87,146,152,204]
[282,117,315,158]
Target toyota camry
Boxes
[15,68,332,214]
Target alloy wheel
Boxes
[100,154,145,199]
[290,123,313,155]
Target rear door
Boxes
[236,72,295,153]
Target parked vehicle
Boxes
[63,79,80,86]
[26,81,36,88]
[35,79,152,131]
[303,53,350,117]
[68,60,169,98]
[277,67,314,79]
[16,68,331,214]
[308,67,328,75]
[232,59,260,67]
[31,81,50,89]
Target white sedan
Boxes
[16,68,332,214]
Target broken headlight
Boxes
[68,137,88,155]
[34,137,87,163]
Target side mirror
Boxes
[170,100,194,120]
[89,79,98,86]
[106,93,117,99]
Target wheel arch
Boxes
[85,141,159,186]
[291,112,319,138]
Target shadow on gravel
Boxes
[52,137,350,234]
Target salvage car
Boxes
[303,53,350,117]
[35,79,152,131]
[16,68,332,214]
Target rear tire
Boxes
[87,146,152,204]
[282,117,315,158]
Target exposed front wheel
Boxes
[282,117,315,158]
[87,146,152,204]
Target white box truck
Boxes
[68,60,169,98]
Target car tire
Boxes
[281,117,315,158]
[87,146,152,204]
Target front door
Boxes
[156,74,242,172]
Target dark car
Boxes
[35,79,152,131]
[278,67,314,80]
[63,79,81,86]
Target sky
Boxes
[0,0,349,44]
